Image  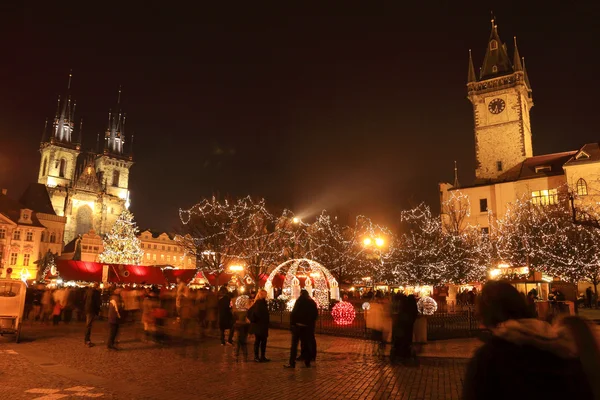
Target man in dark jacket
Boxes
[248,289,270,362]
[217,287,234,345]
[84,283,102,347]
[107,293,121,350]
[285,290,318,368]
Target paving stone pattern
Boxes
[1,321,469,400]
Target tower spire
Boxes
[96,133,100,153]
[41,118,48,143]
[78,118,83,145]
[67,69,72,90]
[513,36,523,71]
[479,17,513,80]
[453,161,460,188]
[522,57,532,89]
[467,49,477,83]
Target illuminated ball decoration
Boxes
[235,295,250,311]
[362,302,370,311]
[331,301,356,325]
[417,296,438,316]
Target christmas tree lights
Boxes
[99,210,144,265]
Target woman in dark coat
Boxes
[248,289,270,362]
[217,286,234,345]
[463,281,597,400]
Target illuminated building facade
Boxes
[37,75,134,244]
[440,20,600,231]
[138,230,196,269]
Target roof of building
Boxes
[19,183,56,215]
[564,143,600,166]
[497,150,578,182]
[139,229,176,240]
[0,191,45,228]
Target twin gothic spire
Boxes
[41,72,133,158]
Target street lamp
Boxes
[292,217,300,224]
[229,265,244,272]
[363,237,372,246]
[375,237,384,247]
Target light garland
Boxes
[331,301,356,325]
[99,210,144,265]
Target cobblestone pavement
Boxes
[1,320,470,400]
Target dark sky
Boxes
[1,2,598,231]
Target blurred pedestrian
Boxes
[284,290,318,369]
[84,283,101,347]
[586,287,593,308]
[52,300,62,325]
[107,294,122,351]
[248,289,270,362]
[463,280,597,400]
[233,308,250,361]
[218,286,234,345]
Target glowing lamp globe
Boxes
[417,296,438,316]
[331,301,356,325]
[362,302,370,311]
[235,295,250,311]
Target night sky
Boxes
[1,3,598,231]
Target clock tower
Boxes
[468,19,533,181]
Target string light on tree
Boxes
[99,209,144,265]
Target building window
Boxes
[10,253,17,265]
[59,158,67,178]
[161,254,165,261]
[167,255,171,262]
[490,40,498,50]
[0,227,5,239]
[146,253,151,260]
[23,254,30,266]
[93,246,99,251]
[162,245,165,250]
[479,199,488,213]
[577,178,588,196]
[13,230,21,240]
[42,158,48,176]
[26,231,33,242]
[141,243,144,249]
[481,227,489,235]
[492,65,498,73]
[153,244,157,249]
[168,246,171,251]
[152,254,156,261]
[496,161,503,172]
[112,170,120,187]
[531,189,558,206]
[50,232,56,243]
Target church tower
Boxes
[94,87,134,203]
[468,19,533,181]
[38,71,82,215]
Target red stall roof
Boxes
[163,268,197,285]
[109,264,166,285]
[56,260,104,282]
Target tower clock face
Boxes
[488,98,506,114]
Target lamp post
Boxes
[229,264,245,293]
[362,236,386,288]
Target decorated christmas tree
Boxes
[100,210,144,265]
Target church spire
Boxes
[453,161,460,188]
[41,118,48,143]
[53,70,76,143]
[467,49,477,83]
[104,86,126,156]
[480,18,513,80]
[513,36,523,71]
[522,57,532,89]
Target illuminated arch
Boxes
[264,258,339,308]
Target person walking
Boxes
[586,287,593,308]
[107,294,122,351]
[463,280,598,400]
[284,289,318,369]
[217,287,234,345]
[248,289,270,362]
[84,283,102,347]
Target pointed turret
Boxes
[513,36,523,71]
[40,118,48,143]
[480,19,513,80]
[467,49,477,83]
[522,57,532,89]
[77,118,83,145]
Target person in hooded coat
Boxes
[248,289,270,362]
[463,281,599,400]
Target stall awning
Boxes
[109,264,166,285]
[163,268,197,285]
[56,260,103,282]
